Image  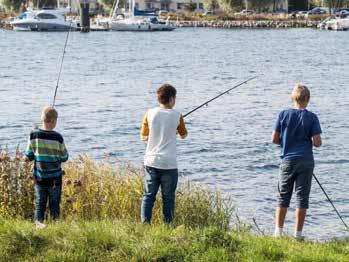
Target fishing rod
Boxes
[183,76,258,118]
[52,21,73,107]
[313,173,349,230]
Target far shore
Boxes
[0,11,326,30]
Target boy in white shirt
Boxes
[140,84,187,223]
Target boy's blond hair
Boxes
[291,83,310,104]
[40,106,58,124]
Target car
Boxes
[234,9,254,16]
[158,10,169,16]
[307,7,327,15]
[203,11,213,16]
[335,9,349,18]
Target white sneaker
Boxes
[35,221,47,229]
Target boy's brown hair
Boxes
[157,84,177,105]
[41,106,58,124]
[291,83,310,104]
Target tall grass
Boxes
[0,150,233,229]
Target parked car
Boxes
[306,7,327,15]
[335,9,349,18]
[234,9,254,16]
[290,11,307,18]
[203,11,214,16]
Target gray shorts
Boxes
[277,158,314,209]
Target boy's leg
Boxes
[48,184,62,221]
[275,160,295,236]
[141,166,161,224]
[34,184,49,222]
[294,160,314,238]
[160,169,178,223]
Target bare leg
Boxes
[295,208,307,232]
[275,207,288,228]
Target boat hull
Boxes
[110,21,175,31]
[11,20,78,31]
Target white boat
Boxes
[318,15,349,31]
[110,16,175,31]
[11,8,78,31]
[108,0,175,31]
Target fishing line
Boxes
[52,20,73,107]
[183,76,258,118]
[313,173,349,231]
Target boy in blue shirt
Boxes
[272,84,322,240]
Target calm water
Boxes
[1,28,349,239]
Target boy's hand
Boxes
[22,156,31,162]
[271,131,280,145]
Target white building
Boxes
[136,0,204,12]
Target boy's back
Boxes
[275,108,321,160]
[142,107,186,169]
[26,128,68,184]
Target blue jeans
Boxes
[141,166,178,224]
[34,184,62,222]
[277,158,314,209]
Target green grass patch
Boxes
[0,220,348,261]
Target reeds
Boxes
[0,150,233,229]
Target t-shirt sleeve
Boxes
[140,111,149,140]
[310,114,322,137]
[177,114,187,138]
[24,135,35,161]
[273,112,282,132]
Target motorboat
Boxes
[11,8,78,31]
[108,0,175,31]
[318,14,349,31]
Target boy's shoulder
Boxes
[30,129,64,143]
[147,107,181,117]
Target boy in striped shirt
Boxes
[25,106,68,229]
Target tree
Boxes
[217,0,243,12]
[204,0,219,11]
[186,0,197,12]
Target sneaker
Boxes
[35,221,47,229]
[294,235,305,241]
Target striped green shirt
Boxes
[25,129,68,184]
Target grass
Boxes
[0,219,348,261]
[0,150,232,229]
[1,151,349,261]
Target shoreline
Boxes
[175,19,320,29]
[0,12,321,30]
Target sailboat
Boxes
[108,0,175,31]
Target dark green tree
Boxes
[218,0,243,12]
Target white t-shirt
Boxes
[140,107,187,169]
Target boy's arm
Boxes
[271,112,281,145]
[24,135,35,161]
[60,141,69,163]
[177,115,188,139]
[311,115,322,148]
[312,134,322,147]
[140,112,149,141]
[271,131,280,145]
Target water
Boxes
[1,28,349,239]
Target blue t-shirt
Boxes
[274,108,322,160]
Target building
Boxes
[136,0,204,12]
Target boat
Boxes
[11,7,78,31]
[318,14,349,31]
[108,0,175,31]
